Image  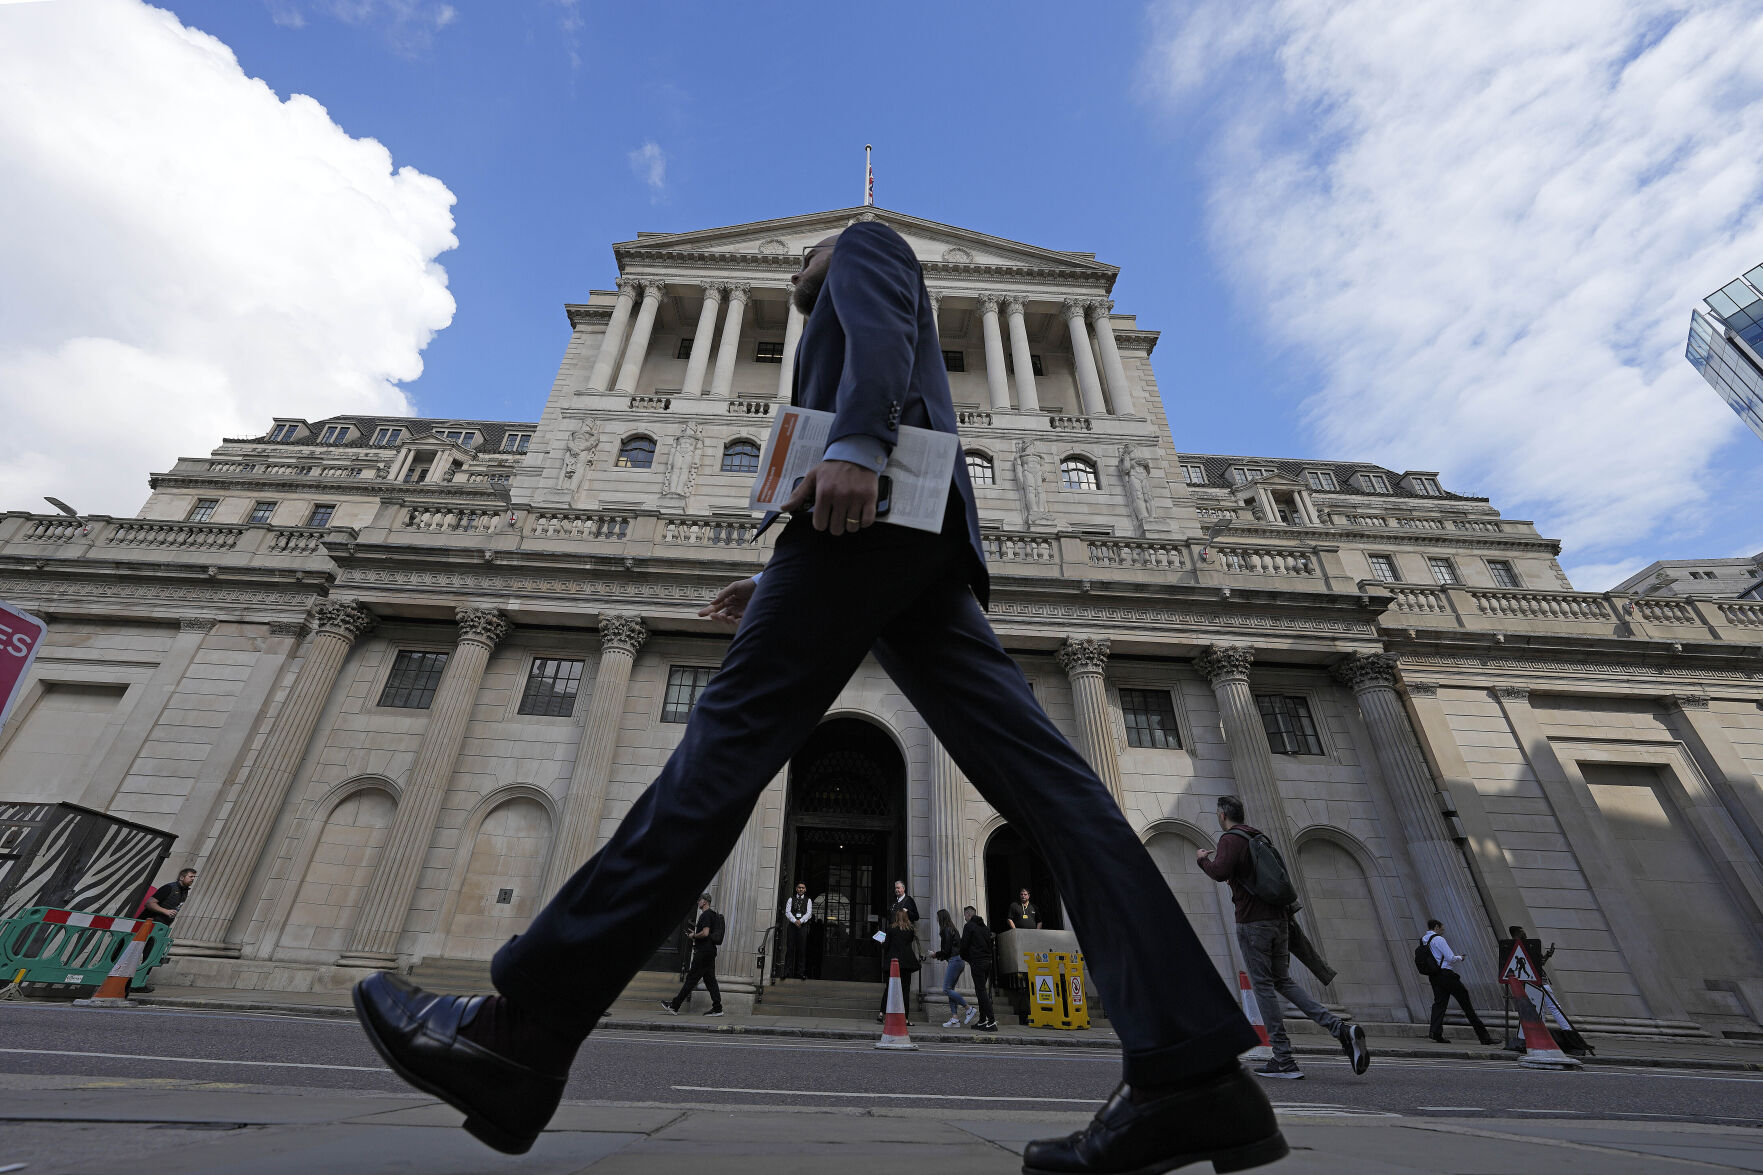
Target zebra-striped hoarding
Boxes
[0,802,173,920]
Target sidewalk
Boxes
[120,985,1763,1072]
[4,1072,1760,1175]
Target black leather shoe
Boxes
[352,971,565,1155]
[1022,1065,1287,1174]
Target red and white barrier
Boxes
[44,909,148,934]
[1239,970,1273,1061]
[1507,980,1581,1070]
[73,918,154,1008]
[874,958,916,1051]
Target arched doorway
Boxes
[778,717,906,982]
[983,824,1062,932]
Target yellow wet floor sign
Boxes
[1024,950,1091,1030]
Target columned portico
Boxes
[1087,299,1135,416]
[777,299,805,399]
[709,283,750,398]
[977,295,1011,412]
[612,280,665,396]
[583,276,638,394]
[1004,296,1040,414]
[1063,298,1106,417]
[338,606,510,968]
[681,283,722,397]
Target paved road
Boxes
[4,1001,1763,1127]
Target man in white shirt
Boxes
[1423,919,1495,1045]
[781,882,812,980]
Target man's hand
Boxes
[1196,848,1211,863]
[699,577,757,625]
[780,459,879,536]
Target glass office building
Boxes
[1687,265,1763,443]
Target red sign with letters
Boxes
[0,599,47,733]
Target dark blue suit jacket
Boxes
[789,221,989,606]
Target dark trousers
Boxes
[1428,969,1487,1038]
[784,923,809,978]
[878,967,915,1020]
[670,947,720,1012]
[970,960,995,1024]
[492,511,1255,1085]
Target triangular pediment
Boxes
[614,206,1117,277]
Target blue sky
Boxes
[3,0,1760,587]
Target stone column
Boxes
[1062,298,1106,417]
[612,280,666,396]
[681,283,723,397]
[1057,636,1125,807]
[927,291,943,340]
[541,615,649,897]
[709,283,750,398]
[1086,299,1136,416]
[1334,654,1498,990]
[777,298,805,400]
[339,606,511,968]
[1193,646,1297,865]
[713,798,768,998]
[978,295,1011,412]
[1004,297,1041,414]
[584,276,638,394]
[930,737,977,1006]
[174,602,375,956]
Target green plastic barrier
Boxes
[0,906,170,989]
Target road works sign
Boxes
[1500,938,1540,984]
[0,601,46,733]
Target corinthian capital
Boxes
[1331,652,1399,693]
[724,282,751,303]
[1056,635,1111,677]
[1194,644,1255,685]
[455,606,511,650]
[1003,296,1027,316]
[976,293,1000,314]
[639,279,668,300]
[312,600,377,644]
[615,275,641,294]
[1061,297,1088,320]
[699,281,726,299]
[598,613,649,656]
[1086,298,1115,321]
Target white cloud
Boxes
[0,0,456,517]
[269,1,458,55]
[1147,2,1763,584]
[628,140,667,201]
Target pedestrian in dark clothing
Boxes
[958,905,998,1031]
[1421,919,1495,1045]
[886,879,919,927]
[133,867,195,993]
[661,894,723,1017]
[933,908,975,1027]
[877,909,920,1022]
[1198,796,1370,1080]
[1007,887,1042,929]
[781,882,812,980]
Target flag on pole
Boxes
[865,143,874,206]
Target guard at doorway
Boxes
[781,882,812,980]
[886,879,918,927]
[1008,887,1041,930]
[352,220,1282,1173]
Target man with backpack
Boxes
[1419,919,1496,1045]
[660,894,724,1017]
[1198,795,1370,1079]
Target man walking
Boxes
[660,894,723,1018]
[1008,887,1041,930]
[959,905,998,1032]
[353,220,1283,1173]
[1421,919,1494,1045]
[1199,795,1370,1080]
[781,882,812,980]
[134,868,196,994]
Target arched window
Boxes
[964,450,994,486]
[1060,455,1098,490]
[615,435,656,469]
[721,438,761,474]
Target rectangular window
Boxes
[379,650,449,709]
[661,665,715,723]
[404,454,434,483]
[436,429,477,447]
[1003,354,1046,376]
[753,341,784,364]
[307,503,336,528]
[1305,470,1337,491]
[248,500,276,525]
[1120,688,1182,749]
[1428,556,1460,585]
[186,499,219,523]
[1181,463,1206,485]
[320,425,347,444]
[1230,466,1274,485]
[270,423,300,442]
[373,427,403,446]
[1487,559,1521,588]
[1411,476,1441,496]
[502,432,532,453]
[518,658,584,717]
[1256,694,1324,756]
[942,349,966,372]
[1361,473,1391,493]
[1367,554,1399,582]
[676,338,693,360]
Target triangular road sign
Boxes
[1034,974,1057,1005]
[1501,939,1539,983]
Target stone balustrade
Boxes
[1086,538,1185,570]
[1343,514,1389,527]
[1632,597,1700,626]
[107,521,243,551]
[1196,508,1237,522]
[266,528,327,555]
[23,518,85,543]
[1452,519,1503,532]
[662,517,757,547]
[982,533,1057,564]
[956,410,993,427]
[1388,585,1450,614]
[1717,600,1763,627]
[0,512,344,569]
[1363,580,1762,643]
[1048,415,1093,431]
[628,395,672,411]
[526,511,631,541]
[1394,517,1446,530]
[726,400,773,416]
[1213,546,1316,576]
[1471,588,1609,621]
[401,505,499,534]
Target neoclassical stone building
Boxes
[2,207,1761,1035]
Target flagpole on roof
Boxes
[865,144,874,206]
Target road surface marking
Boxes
[1418,1106,1484,1111]
[0,1047,384,1073]
[674,1085,1096,1103]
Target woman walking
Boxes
[933,908,977,1028]
[876,909,921,1023]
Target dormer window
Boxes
[436,429,477,447]
[1228,465,1274,486]
[320,425,351,444]
[502,432,533,453]
[269,423,301,442]
[1357,472,1391,494]
[1410,476,1441,496]
[373,427,404,446]
[1305,470,1337,491]
[1181,463,1206,485]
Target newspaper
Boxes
[749,406,958,534]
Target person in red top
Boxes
[1198,796,1370,1080]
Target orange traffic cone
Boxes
[1238,971,1273,1061]
[73,918,154,1008]
[1508,980,1581,1070]
[875,958,917,1051]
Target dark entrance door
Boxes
[779,718,906,984]
[984,824,1063,932]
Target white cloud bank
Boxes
[1148,2,1763,584]
[0,0,456,517]
[629,140,667,200]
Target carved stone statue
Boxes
[1014,439,1049,528]
[558,418,598,487]
[663,421,702,501]
[1118,445,1158,536]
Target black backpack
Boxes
[1223,828,1298,908]
[1414,932,1441,976]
